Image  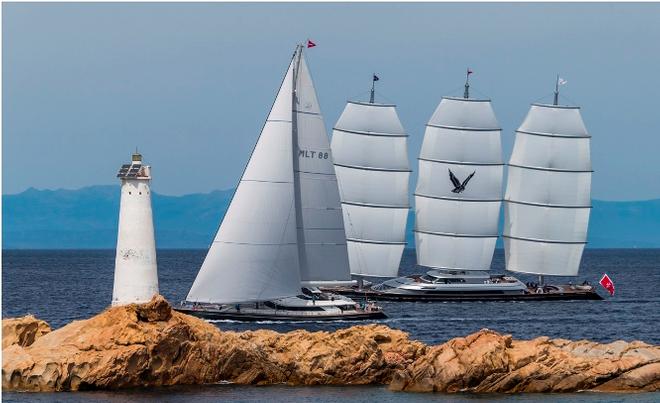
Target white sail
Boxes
[415,97,503,271]
[186,55,301,304]
[293,51,353,285]
[504,103,592,276]
[331,101,410,277]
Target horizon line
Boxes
[3,184,659,203]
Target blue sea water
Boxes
[2,249,660,402]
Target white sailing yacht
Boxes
[177,45,385,320]
[369,71,529,299]
[502,76,598,297]
[330,75,410,281]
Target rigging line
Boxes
[440,84,464,98]
[560,93,581,108]
[530,92,555,105]
[375,90,397,105]
[348,89,372,103]
[469,86,493,100]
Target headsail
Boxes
[415,97,504,271]
[332,100,410,277]
[293,49,353,285]
[503,102,592,276]
[186,53,301,304]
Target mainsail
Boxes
[187,45,350,303]
[503,102,592,276]
[331,100,410,277]
[415,96,504,271]
[293,49,352,285]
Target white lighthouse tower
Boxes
[112,150,159,306]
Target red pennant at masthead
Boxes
[467,68,473,75]
[599,274,615,296]
[307,39,316,48]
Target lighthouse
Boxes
[112,151,159,306]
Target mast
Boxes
[464,68,471,99]
[553,74,560,106]
[370,73,377,103]
[291,44,306,283]
[503,82,592,277]
[415,75,503,272]
[331,76,410,278]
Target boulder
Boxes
[2,315,51,349]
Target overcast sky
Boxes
[3,2,660,201]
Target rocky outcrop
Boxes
[2,315,51,349]
[1,296,424,391]
[389,329,660,393]
[2,295,659,393]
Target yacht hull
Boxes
[322,285,603,302]
[175,305,386,321]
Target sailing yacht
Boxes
[502,76,600,298]
[177,45,385,320]
[330,75,411,282]
[332,74,600,301]
[369,71,529,299]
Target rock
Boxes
[2,315,51,349]
[1,295,424,392]
[388,329,660,393]
[2,295,659,393]
[135,295,172,322]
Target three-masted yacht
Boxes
[330,75,411,282]
[177,45,385,320]
[368,71,528,299]
[502,76,599,298]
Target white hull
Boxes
[178,290,385,321]
[373,270,527,296]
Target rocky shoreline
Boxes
[3,295,659,393]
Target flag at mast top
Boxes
[370,73,379,103]
[307,39,316,48]
[553,74,567,105]
[464,68,473,99]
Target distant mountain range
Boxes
[3,186,659,249]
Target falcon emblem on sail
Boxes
[448,169,475,194]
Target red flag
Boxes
[307,39,316,48]
[467,68,473,75]
[599,274,615,296]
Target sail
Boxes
[293,50,352,285]
[331,101,410,277]
[503,103,592,276]
[415,97,503,271]
[186,55,301,304]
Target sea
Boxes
[3,248,660,402]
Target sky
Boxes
[3,2,660,201]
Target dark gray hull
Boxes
[321,286,603,302]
